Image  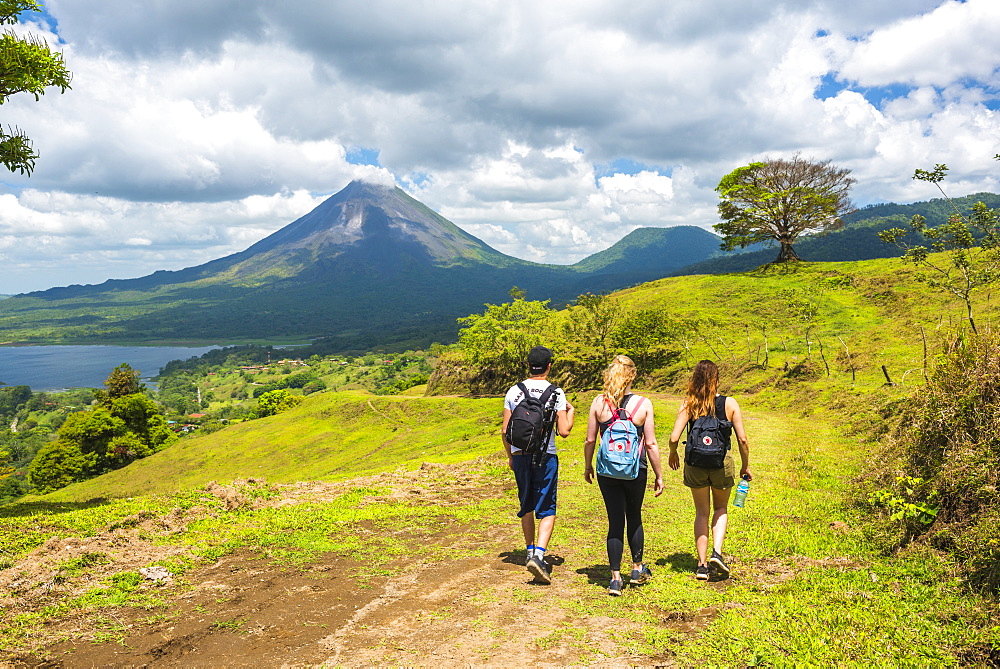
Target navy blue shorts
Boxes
[511,452,558,519]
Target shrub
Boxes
[862,330,1000,590]
[28,439,90,492]
[246,389,303,420]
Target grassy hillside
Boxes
[30,390,512,502]
[2,393,996,664]
[632,254,995,392]
[3,254,999,662]
[20,253,994,505]
[431,253,997,406]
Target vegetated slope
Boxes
[619,254,998,392]
[3,394,994,665]
[31,390,507,502]
[673,192,1000,276]
[0,182,723,351]
[42,253,997,505]
[4,257,999,663]
[430,252,1000,403]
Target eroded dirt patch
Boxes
[1,461,666,666]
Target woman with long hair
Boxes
[584,355,664,596]
[668,359,751,580]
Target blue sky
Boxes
[2,0,999,293]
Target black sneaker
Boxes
[608,578,623,596]
[527,555,551,584]
[695,564,710,580]
[708,550,730,577]
[630,565,653,585]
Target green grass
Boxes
[1,394,997,661]
[4,252,1000,661]
[22,390,506,502]
[610,255,998,394]
[549,396,996,664]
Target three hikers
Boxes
[502,350,751,588]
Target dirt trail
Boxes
[3,463,688,667]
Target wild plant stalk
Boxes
[760,325,770,368]
[879,159,1000,335]
[817,337,830,376]
[838,336,856,384]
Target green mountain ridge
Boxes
[0,181,724,350]
[679,192,1000,275]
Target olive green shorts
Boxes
[683,454,735,489]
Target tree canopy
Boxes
[0,0,71,175]
[715,155,856,263]
[27,364,173,492]
[94,362,144,406]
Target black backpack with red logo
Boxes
[505,382,558,460]
[684,395,733,469]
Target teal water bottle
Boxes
[733,475,751,508]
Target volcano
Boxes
[0,181,724,350]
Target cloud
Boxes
[0,188,326,291]
[840,0,1000,88]
[3,0,1000,294]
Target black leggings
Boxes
[597,469,647,572]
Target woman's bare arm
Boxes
[667,400,688,471]
[727,396,751,480]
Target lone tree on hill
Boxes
[0,0,72,175]
[714,155,856,263]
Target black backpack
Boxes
[684,395,733,469]
[505,382,558,456]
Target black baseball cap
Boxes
[527,346,553,373]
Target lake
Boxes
[0,345,220,391]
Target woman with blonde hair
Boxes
[584,355,664,596]
[668,359,751,580]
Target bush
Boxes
[246,389,303,420]
[28,439,90,492]
[861,330,1000,590]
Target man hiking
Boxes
[501,346,575,583]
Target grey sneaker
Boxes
[608,578,623,596]
[695,564,710,580]
[708,550,730,577]
[527,555,551,584]
[629,565,653,585]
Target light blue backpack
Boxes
[596,394,643,480]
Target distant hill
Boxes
[0,181,721,351]
[673,192,1000,276]
[567,226,725,291]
